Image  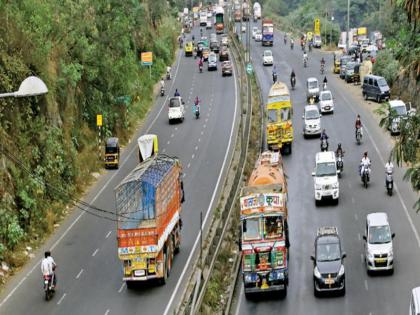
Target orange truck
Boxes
[115,135,184,286]
[239,151,289,298]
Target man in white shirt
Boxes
[360,152,371,177]
[41,251,56,288]
[385,159,394,185]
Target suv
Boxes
[311,227,346,297]
[362,75,390,103]
[339,55,352,79]
[387,100,412,135]
[168,97,185,123]
[306,77,320,102]
[319,90,334,114]
[344,62,359,83]
[208,52,218,71]
[312,151,340,205]
[303,105,321,138]
[219,47,229,61]
[363,212,395,274]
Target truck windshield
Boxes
[243,218,261,240]
[263,26,273,33]
[280,108,291,122]
[264,216,284,239]
[308,81,318,89]
[106,146,118,154]
[369,225,392,244]
[267,109,277,123]
[316,162,337,177]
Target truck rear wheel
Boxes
[160,253,169,285]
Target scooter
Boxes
[361,167,370,188]
[356,127,362,145]
[320,138,328,152]
[273,72,277,83]
[336,154,344,177]
[290,42,294,50]
[386,171,393,196]
[160,86,165,97]
[193,104,200,119]
[320,64,325,75]
[291,76,296,90]
[323,82,327,90]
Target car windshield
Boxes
[267,109,277,123]
[316,162,336,177]
[317,241,341,262]
[169,98,181,108]
[105,146,118,154]
[253,27,258,32]
[264,216,284,239]
[392,105,407,116]
[223,61,231,67]
[306,109,320,120]
[264,51,272,57]
[308,80,318,89]
[243,218,261,240]
[321,92,332,101]
[369,225,392,244]
[377,78,388,87]
[209,54,216,62]
[256,31,262,35]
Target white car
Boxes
[168,97,185,123]
[313,34,322,48]
[312,151,339,205]
[319,90,334,113]
[388,99,413,135]
[208,52,218,71]
[363,212,395,274]
[255,30,262,42]
[303,105,321,137]
[306,77,320,102]
[206,20,212,29]
[263,50,273,66]
[252,26,258,38]
[241,24,246,33]
[221,34,229,47]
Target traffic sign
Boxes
[246,63,253,75]
[141,52,153,66]
[314,18,321,35]
[96,114,103,127]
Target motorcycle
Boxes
[284,37,287,45]
[303,59,307,68]
[43,273,55,301]
[336,154,344,177]
[273,72,277,83]
[320,64,325,75]
[291,76,296,90]
[320,138,328,152]
[193,104,200,119]
[356,127,362,145]
[361,166,370,188]
[386,171,393,196]
[166,72,171,80]
[290,42,294,50]
[160,86,165,97]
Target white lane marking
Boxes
[163,46,239,315]
[195,146,198,151]
[105,231,112,239]
[0,37,184,310]
[57,293,66,305]
[167,141,170,145]
[118,282,126,293]
[198,138,201,142]
[358,233,361,241]
[162,148,166,153]
[92,248,99,257]
[104,309,110,315]
[76,269,84,279]
[187,163,191,169]
[201,131,204,135]
[364,279,369,291]
[348,182,352,189]
[336,87,420,249]
[361,254,364,264]
[175,127,178,131]
[205,118,208,122]
[191,154,195,159]
[171,133,174,138]
[203,124,206,129]
[351,197,355,204]
[355,213,358,221]
[235,285,244,315]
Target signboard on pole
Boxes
[96,114,103,127]
[141,52,153,66]
[246,63,253,75]
[314,18,321,35]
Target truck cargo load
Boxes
[242,2,250,21]
[115,135,184,286]
[240,151,289,299]
[262,18,274,46]
[253,2,261,21]
[214,6,224,34]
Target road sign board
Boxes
[141,52,153,66]
[314,18,321,35]
[246,63,253,74]
[96,114,103,127]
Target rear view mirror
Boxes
[363,235,367,241]
[392,233,395,238]
[342,252,347,259]
[311,172,315,177]
[310,255,315,261]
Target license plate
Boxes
[325,278,335,285]
[134,270,146,277]
[325,106,330,110]
[375,258,387,263]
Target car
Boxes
[410,287,420,314]
[254,30,262,42]
[252,26,258,38]
[312,151,340,205]
[319,90,334,114]
[262,50,273,66]
[221,60,233,76]
[210,33,217,42]
[210,41,220,53]
[339,55,352,79]
[313,34,322,48]
[207,11,212,19]
[206,20,212,29]
[219,47,229,61]
[387,100,413,135]
[202,48,210,61]
[363,212,395,275]
[221,34,229,47]
[208,52,218,71]
[311,226,346,297]
[303,105,321,137]
[344,62,360,83]
[362,74,390,103]
[184,41,193,57]
[306,77,320,102]
[241,24,246,33]
[168,97,185,123]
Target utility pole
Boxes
[346,0,350,52]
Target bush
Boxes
[373,50,400,85]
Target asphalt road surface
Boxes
[235,21,420,315]
[0,25,239,315]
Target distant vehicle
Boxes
[234,9,241,22]
[306,77,320,102]
[339,55,352,79]
[242,2,250,21]
[311,227,346,296]
[206,20,212,29]
[210,33,217,42]
[303,105,321,138]
[362,75,390,103]
[104,137,120,169]
[252,26,258,38]
[312,151,340,205]
[219,47,229,61]
[253,2,261,21]
[410,287,420,315]
[210,41,220,53]
[221,34,229,47]
[208,52,218,71]
[214,6,224,34]
[363,212,395,275]
[387,100,412,135]
[319,90,334,114]
[202,47,210,61]
[241,24,246,33]
[254,30,262,42]
[199,11,207,26]
[184,41,193,57]
[313,34,322,48]
[221,60,233,76]
[263,50,273,66]
[262,18,274,46]
[168,97,185,123]
[344,62,360,83]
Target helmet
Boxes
[338,143,342,148]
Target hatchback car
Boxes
[388,100,412,135]
[303,105,321,137]
[311,226,346,297]
[252,26,258,38]
[319,90,334,113]
[222,61,233,76]
[168,97,185,123]
[221,34,229,47]
[263,50,273,66]
[208,52,218,71]
[255,30,262,42]
[363,212,395,274]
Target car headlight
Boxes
[332,182,339,189]
[367,251,374,260]
[388,250,393,259]
[338,265,345,276]
[315,184,322,190]
[314,266,321,278]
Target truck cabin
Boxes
[104,137,120,168]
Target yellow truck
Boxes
[266,82,293,154]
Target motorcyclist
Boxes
[303,51,308,65]
[198,58,203,71]
[321,57,325,66]
[323,76,328,90]
[290,70,296,87]
[41,251,57,288]
[355,114,363,137]
[200,28,203,36]
[284,33,287,44]
[320,129,328,141]
[174,89,180,97]
[160,78,165,89]
[192,35,195,41]
[385,158,394,185]
[335,143,345,157]
[360,152,371,177]
[193,96,200,117]
[272,66,277,83]
[290,38,294,49]
[166,66,171,79]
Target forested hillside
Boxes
[0,0,179,269]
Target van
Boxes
[362,75,390,103]
[410,287,420,315]
[306,77,320,102]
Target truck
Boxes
[234,2,241,22]
[253,2,261,21]
[115,134,185,287]
[240,150,289,299]
[262,18,274,46]
[242,2,250,21]
[214,6,224,34]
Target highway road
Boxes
[235,21,420,314]
[0,25,239,315]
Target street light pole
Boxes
[0,76,48,98]
[346,0,350,52]
[330,16,334,47]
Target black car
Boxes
[210,41,220,53]
[311,227,346,297]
